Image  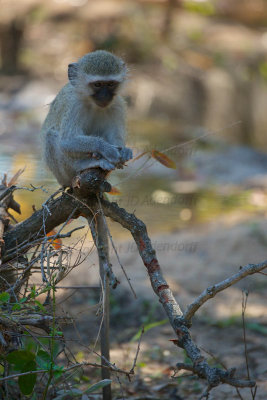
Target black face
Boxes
[90,80,119,108]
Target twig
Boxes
[64,361,133,377]
[199,385,212,400]
[241,291,257,400]
[0,186,16,202]
[47,225,85,240]
[0,369,49,382]
[97,195,137,298]
[200,346,244,399]
[90,215,119,289]
[130,326,144,374]
[16,185,48,194]
[184,261,267,322]
[101,199,256,390]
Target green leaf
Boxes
[30,286,37,299]
[0,292,10,303]
[18,360,37,395]
[247,322,267,335]
[131,319,168,342]
[19,297,28,304]
[30,392,38,400]
[22,336,38,353]
[85,379,112,394]
[7,350,35,370]
[137,361,146,368]
[34,300,46,312]
[54,330,63,336]
[53,365,64,380]
[12,304,22,311]
[36,350,51,369]
[53,388,83,400]
[39,286,52,295]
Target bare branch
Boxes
[100,199,256,390]
[130,326,144,374]
[97,195,136,296]
[2,169,264,392]
[0,370,48,382]
[184,261,267,322]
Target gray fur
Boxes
[41,51,132,187]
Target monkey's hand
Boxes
[97,141,122,165]
[118,146,133,164]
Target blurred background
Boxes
[1,0,267,228]
[1,1,267,398]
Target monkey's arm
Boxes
[60,135,121,165]
[103,99,133,164]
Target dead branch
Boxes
[1,168,264,391]
[90,214,119,289]
[3,169,111,262]
[0,177,21,269]
[100,199,256,389]
[184,261,267,322]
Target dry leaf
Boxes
[151,150,176,169]
[8,167,25,186]
[47,229,62,250]
[109,186,121,195]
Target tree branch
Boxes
[100,199,256,389]
[2,169,262,391]
[184,261,267,322]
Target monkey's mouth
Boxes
[92,92,114,108]
[95,100,111,108]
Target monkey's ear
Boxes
[68,63,79,86]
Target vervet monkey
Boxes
[42,50,132,187]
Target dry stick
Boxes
[0,185,16,202]
[97,195,137,299]
[91,212,112,400]
[200,346,244,400]
[3,193,81,262]
[0,361,132,383]
[0,370,48,382]
[90,216,119,289]
[64,361,131,377]
[130,326,144,374]
[101,199,256,390]
[241,291,257,400]
[184,261,267,322]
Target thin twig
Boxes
[0,370,48,382]
[64,361,132,377]
[90,215,119,289]
[130,326,144,374]
[97,195,137,298]
[241,291,257,400]
[0,185,16,202]
[184,262,267,322]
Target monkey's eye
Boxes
[108,81,116,87]
[93,82,102,88]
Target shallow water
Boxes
[0,143,262,241]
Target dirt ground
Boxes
[54,212,267,400]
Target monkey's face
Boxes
[90,81,119,108]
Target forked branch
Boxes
[2,169,265,391]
